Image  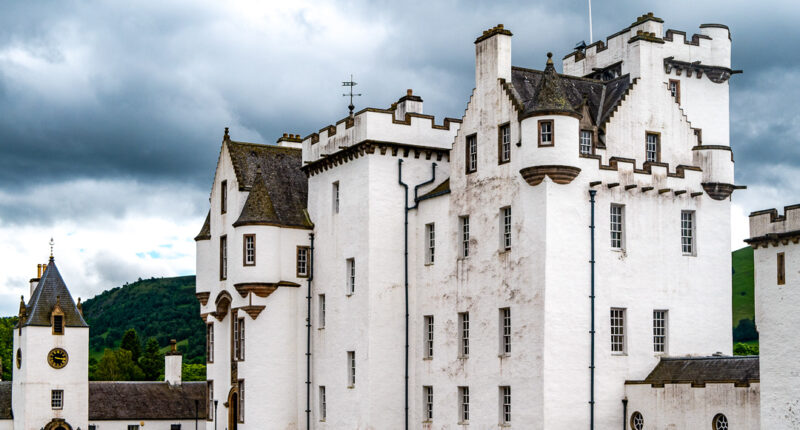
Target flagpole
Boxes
[588,0,593,43]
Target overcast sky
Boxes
[1,0,798,316]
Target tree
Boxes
[733,318,759,343]
[182,363,207,382]
[120,328,142,362]
[94,348,145,381]
[138,338,164,381]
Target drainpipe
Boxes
[398,159,436,430]
[589,189,597,430]
[622,397,628,430]
[306,233,315,430]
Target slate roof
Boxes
[194,211,211,241]
[511,64,632,127]
[417,178,451,202]
[223,140,310,230]
[629,356,759,385]
[0,382,10,419]
[21,258,88,328]
[88,381,207,420]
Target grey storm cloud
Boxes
[0,0,799,223]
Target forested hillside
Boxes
[0,317,18,380]
[82,275,205,364]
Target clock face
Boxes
[47,348,69,369]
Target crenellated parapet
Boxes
[746,204,800,248]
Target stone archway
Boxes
[227,385,240,430]
[43,418,73,430]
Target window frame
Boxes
[206,322,214,363]
[243,234,256,267]
[319,386,327,421]
[346,258,355,295]
[538,120,554,147]
[669,79,680,104]
[653,310,668,355]
[500,307,511,355]
[347,351,356,387]
[458,386,470,424]
[232,315,245,362]
[423,315,434,359]
[681,210,696,256]
[219,235,228,280]
[221,180,227,214]
[51,389,63,410]
[332,181,340,214]
[465,133,478,174]
[501,207,512,251]
[460,215,470,259]
[318,294,326,328]
[425,223,435,265]
[459,312,469,358]
[207,381,214,421]
[297,246,310,278]
[423,385,434,421]
[52,312,64,336]
[499,386,511,425]
[645,131,661,163]
[580,129,594,155]
[610,204,625,251]
[610,308,626,354]
[238,379,245,423]
[778,252,786,285]
[498,122,511,164]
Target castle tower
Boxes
[13,255,89,430]
[747,205,800,426]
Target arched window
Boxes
[713,413,728,430]
[630,411,644,430]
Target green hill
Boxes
[732,246,755,326]
[82,275,206,364]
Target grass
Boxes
[731,246,754,327]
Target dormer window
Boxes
[51,303,65,335]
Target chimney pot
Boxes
[407,89,413,96]
[283,133,288,138]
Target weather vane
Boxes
[342,74,362,117]
[49,237,54,259]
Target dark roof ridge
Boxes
[660,355,756,361]
[511,65,606,84]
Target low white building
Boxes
[0,258,206,430]
[747,205,800,429]
[195,11,763,430]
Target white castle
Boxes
[3,11,799,430]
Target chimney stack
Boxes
[165,339,182,386]
[394,89,424,121]
[29,264,43,296]
[474,24,512,90]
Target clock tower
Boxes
[12,253,89,430]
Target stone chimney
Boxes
[165,339,182,386]
[474,24,512,90]
[394,89,423,121]
[277,133,303,149]
[29,263,45,295]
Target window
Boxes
[538,120,554,146]
[681,210,696,255]
[52,314,64,335]
[580,130,593,155]
[221,180,227,214]
[458,386,470,423]
[630,411,644,430]
[611,308,626,353]
[424,316,434,358]
[220,235,228,280]
[51,389,63,409]
[128,426,140,430]
[171,425,182,430]
[318,294,326,328]
[346,258,355,295]
[500,386,511,424]
[243,234,255,266]
[498,123,511,164]
[713,413,728,430]
[89,426,97,430]
[500,308,511,355]
[653,310,667,354]
[645,132,660,163]
[423,386,433,421]
[459,312,469,357]
[207,381,214,420]
[669,79,680,103]
[206,323,214,363]
[347,351,356,387]
[319,386,327,421]
[238,379,245,423]
[233,317,245,361]
[460,216,470,258]
[297,246,310,277]
[466,133,478,173]
[425,223,435,265]
[501,207,512,251]
[778,252,786,285]
[332,181,340,214]
[610,205,625,250]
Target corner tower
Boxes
[13,253,89,430]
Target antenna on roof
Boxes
[342,75,362,117]
[588,0,593,43]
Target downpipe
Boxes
[589,189,597,430]
[306,233,315,430]
[398,159,436,430]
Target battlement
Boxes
[747,204,800,247]
[562,13,731,79]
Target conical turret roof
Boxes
[234,167,280,227]
[529,52,580,118]
[20,258,88,328]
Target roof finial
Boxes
[49,237,54,260]
[547,52,553,65]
